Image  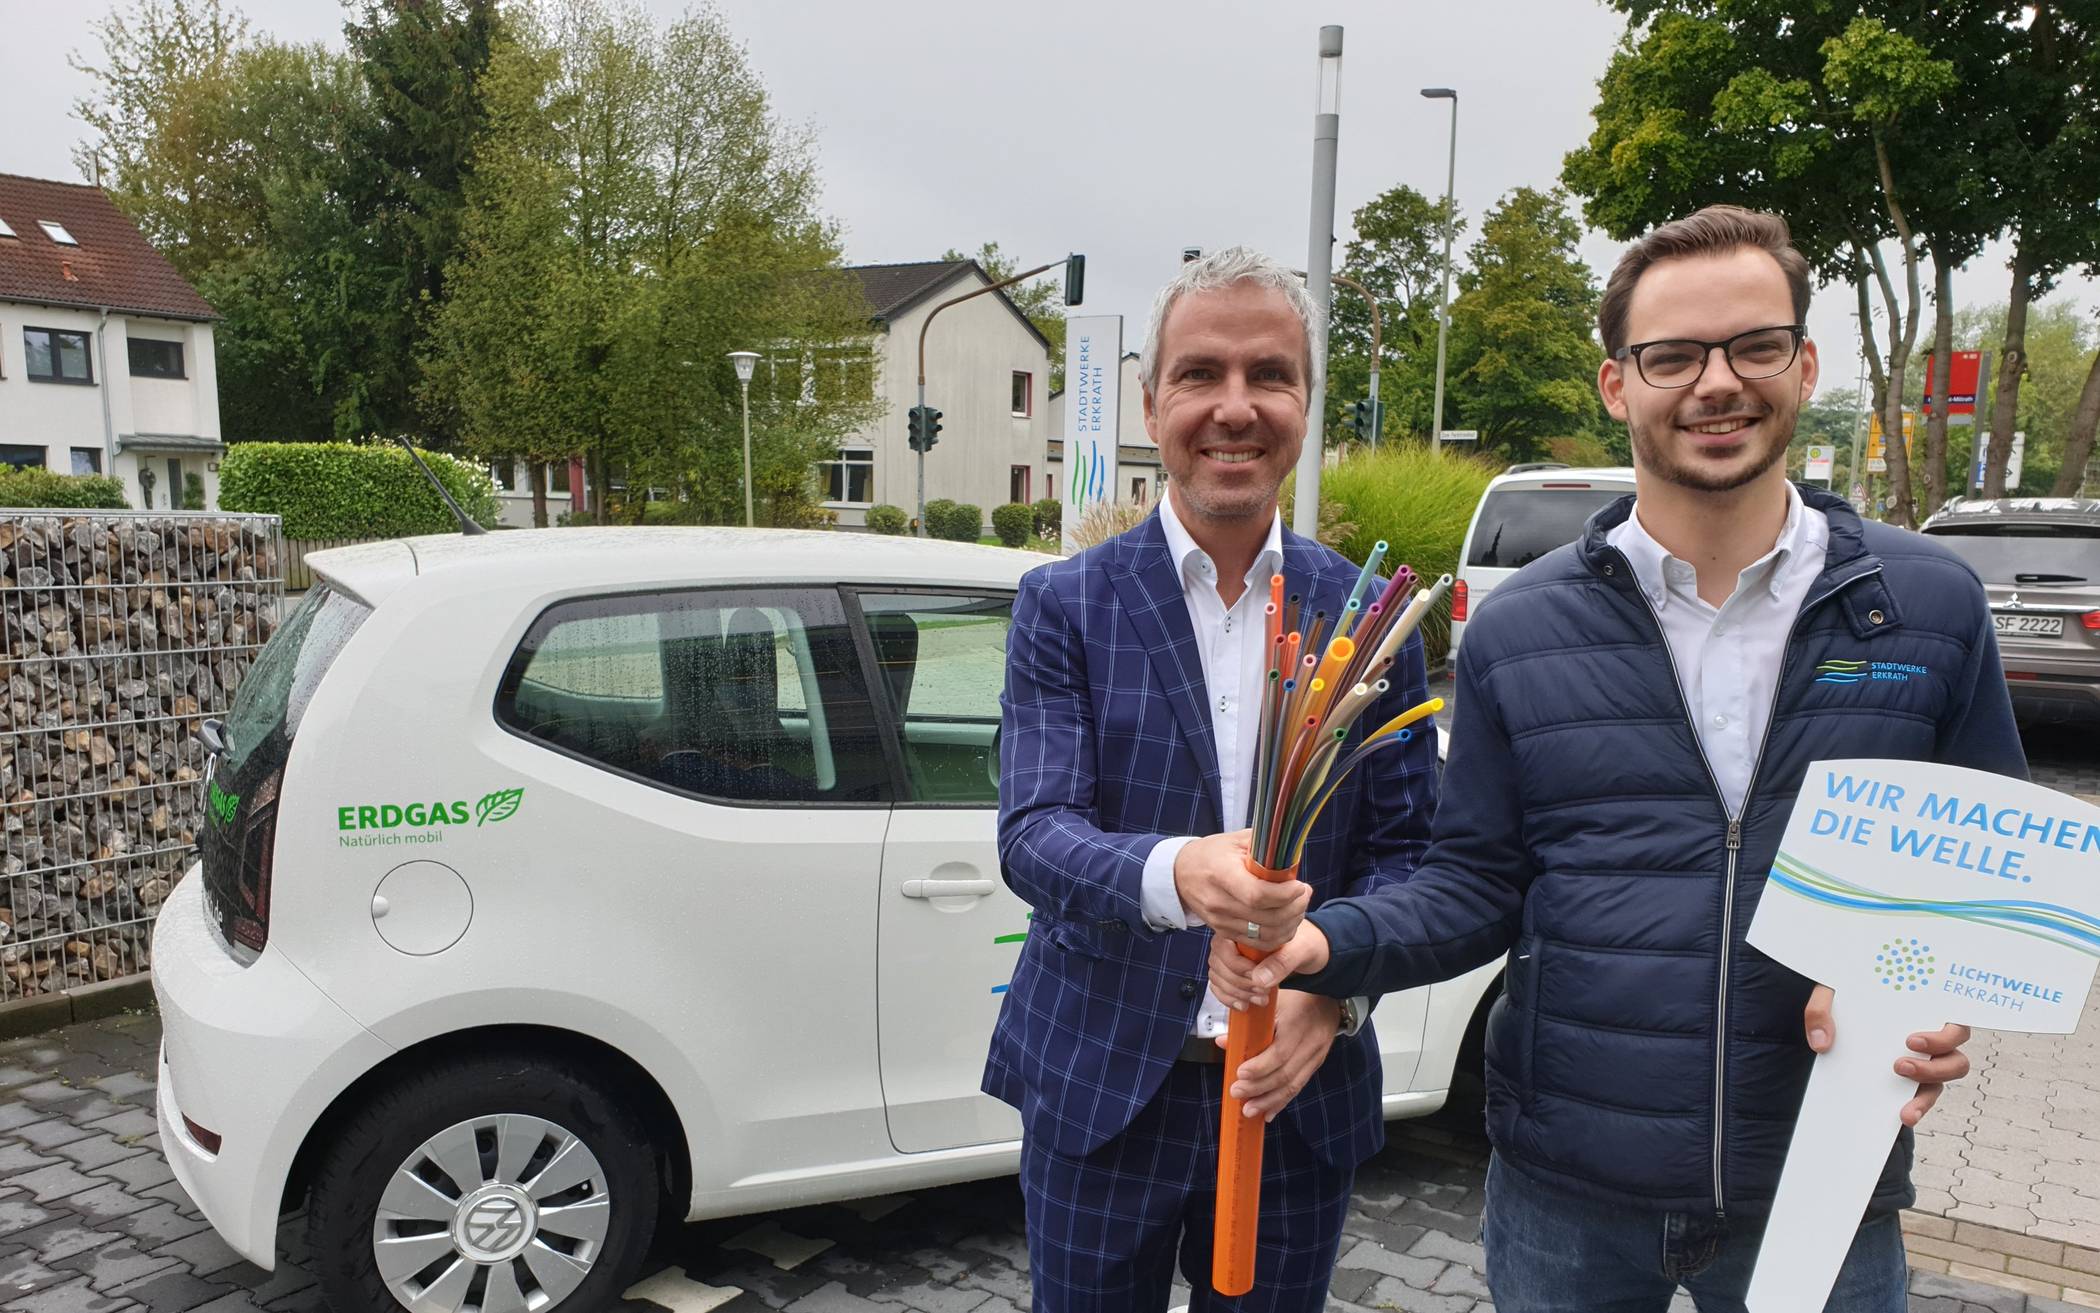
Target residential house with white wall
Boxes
[0,173,224,509]
[823,260,1052,530]
[486,258,1051,531]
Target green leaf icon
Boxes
[475,787,524,827]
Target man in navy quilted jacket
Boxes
[1210,206,2024,1310]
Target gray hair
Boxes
[1138,246,1326,404]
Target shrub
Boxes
[1287,443,1497,669]
[991,502,1033,548]
[1066,499,1149,553]
[922,498,957,537]
[1031,497,1062,536]
[639,500,706,525]
[182,472,206,511]
[936,501,983,542]
[217,442,501,539]
[864,503,909,535]
[0,467,129,509]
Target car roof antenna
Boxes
[391,436,488,536]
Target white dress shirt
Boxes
[1606,482,1829,816]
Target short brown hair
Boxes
[1597,205,1812,354]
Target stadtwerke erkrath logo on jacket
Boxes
[1814,658,1930,686]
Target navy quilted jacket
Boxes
[1297,486,2026,1216]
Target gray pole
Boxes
[740,377,755,527]
[1427,90,1459,456]
[915,380,928,538]
[1849,346,1868,508]
[1292,25,1344,539]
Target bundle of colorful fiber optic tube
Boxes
[1213,542,1449,1297]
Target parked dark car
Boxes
[1920,497,2100,722]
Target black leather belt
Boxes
[1177,1034,1226,1065]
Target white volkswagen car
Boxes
[152,527,1501,1313]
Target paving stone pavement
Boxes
[0,1013,2065,1313]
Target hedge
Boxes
[932,501,982,542]
[0,468,130,509]
[991,503,1033,548]
[1292,444,1498,669]
[864,503,909,535]
[217,442,501,539]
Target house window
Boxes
[0,445,45,470]
[1010,465,1031,504]
[1132,477,1149,504]
[127,338,185,379]
[0,217,17,239]
[70,449,102,475]
[24,328,93,384]
[490,460,518,492]
[551,460,572,495]
[813,347,875,403]
[821,446,874,505]
[38,221,78,246]
[1011,371,1032,417]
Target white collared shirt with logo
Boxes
[1606,483,1830,816]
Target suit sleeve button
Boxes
[1180,981,1199,999]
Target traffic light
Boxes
[908,404,943,453]
[1064,254,1086,307]
[1351,398,1375,442]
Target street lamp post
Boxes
[1422,87,1458,455]
[1293,25,1345,539]
[728,351,760,527]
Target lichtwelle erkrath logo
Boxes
[1815,658,1930,686]
[336,788,525,847]
[1877,938,1937,993]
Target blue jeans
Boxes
[1482,1153,1909,1312]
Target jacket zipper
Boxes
[1610,548,1884,1220]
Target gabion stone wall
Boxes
[0,512,283,1000]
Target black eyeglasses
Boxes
[1612,325,1806,389]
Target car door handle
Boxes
[901,878,996,899]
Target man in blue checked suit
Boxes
[984,247,1439,1312]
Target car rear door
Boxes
[852,587,1029,1154]
[1462,480,1633,634]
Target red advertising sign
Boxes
[1922,350,1983,417]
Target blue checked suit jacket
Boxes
[982,509,1438,1168]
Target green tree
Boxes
[69,0,254,278]
[1326,185,1462,447]
[338,0,505,443]
[1562,2,2021,528]
[1976,3,2100,496]
[1949,300,2100,495]
[1440,189,1604,464]
[427,0,874,526]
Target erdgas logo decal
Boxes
[207,778,240,828]
[336,788,525,848]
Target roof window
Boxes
[0,217,15,238]
[38,221,78,246]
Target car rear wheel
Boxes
[307,1054,660,1313]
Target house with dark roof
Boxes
[820,258,1053,529]
[0,173,225,508]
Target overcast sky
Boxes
[5,0,2093,411]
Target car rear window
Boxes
[1922,525,2100,584]
[1466,486,1628,569]
[222,585,372,766]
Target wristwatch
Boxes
[1337,995,1366,1037]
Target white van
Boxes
[153,526,1504,1313]
[1450,465,1637,660]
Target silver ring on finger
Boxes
[1246,920,1262,942]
